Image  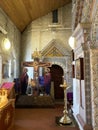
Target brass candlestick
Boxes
[59,79,72,125]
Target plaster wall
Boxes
[90,49,98,130]
[0,8,21,83]
[73,51,86,122]
[72,23,92,130]
[21,4,72,80]
[72,0,98,130]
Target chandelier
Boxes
[31,48,41,61]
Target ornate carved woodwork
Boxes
[0,99,15,130]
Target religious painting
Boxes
[2,62,9,79]
[75,58,84,80]
[72,65,75,78]
[71,50,74,61]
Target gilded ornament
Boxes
[5,112,10,125]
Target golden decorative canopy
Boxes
[31,48,41,61]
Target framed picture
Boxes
[2,62,9,79]
[72,65,75,78]
[71,50,74,61]
[75,58,84,79]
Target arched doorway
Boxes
[50,64,64,99]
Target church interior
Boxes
[0,0,97,130]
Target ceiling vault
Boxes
[0,0,72,32]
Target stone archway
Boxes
[41,38,71,79]
[41,39,71,99]
[50,64,64,99]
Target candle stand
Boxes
[59,80,72,125]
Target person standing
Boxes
[20,68,29,95]
[44,68,51,95]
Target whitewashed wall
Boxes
[21,3,72,79]
[0,8,21,84]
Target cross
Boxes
[22,61,51,71]
[22,60,51,79]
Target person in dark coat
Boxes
[20,68,29,95]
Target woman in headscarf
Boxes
[44,68,51,95]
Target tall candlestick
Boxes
[59,78,72,125]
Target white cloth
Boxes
[26,85,33,95]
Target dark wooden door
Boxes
[50,65,64,99]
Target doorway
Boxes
[50,65,64,99]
